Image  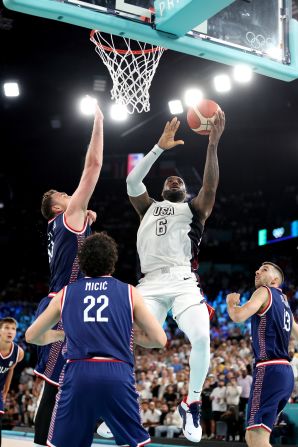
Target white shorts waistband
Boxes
[143,266,193,278]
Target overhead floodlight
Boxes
[110,104,128,121]
[79,95,98,116]
[168,100,183,115]
[184,88,203,107]
[4,82,19,97]
[214,75,231,93]
[233,64,253,83]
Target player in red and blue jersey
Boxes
[26,232,167,447]
[226,261,298,447]
[0,318,24,447]
[33,105,104,446]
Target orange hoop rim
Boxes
[90,30,164,55]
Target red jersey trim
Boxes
[67,357,123,363]
[34,370,59,387]
[0,342,14,359]
[257,286,272,316]
[48,292,57,298]
[48,213,62,224]
[128,285,134,323]
[246,423,271,433]
[60,286,67,320]
[137,438,151,447]
[256,359,290,367]
[63,213,88,235]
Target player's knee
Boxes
[190,331,210,350]
[245,430,251,446]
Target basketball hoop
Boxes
[90,30,165,114]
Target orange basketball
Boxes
[187,99,220,135]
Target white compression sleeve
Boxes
[126,144,164,197]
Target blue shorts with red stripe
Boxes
[34,295,65,386]
[246,361,294,432]
[47,360,150,447]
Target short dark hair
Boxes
[41,189,57,220]
[78,232,118,277]
[262,261,284,284]
[0,317,17,329]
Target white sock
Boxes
[176,304,210,404]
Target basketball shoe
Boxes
[97,422,113,438]
[178,397,202,443]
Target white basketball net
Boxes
[90,31,165,114]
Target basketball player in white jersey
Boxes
[126,112,225,442]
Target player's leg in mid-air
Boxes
[167,272,211,443]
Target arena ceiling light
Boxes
[184,88,203,107]
[214,74,231,93]
[110,104,128,121]
[3,82,20,97]
[79,95,98,116]
[168,100,184,115]
[233,64,253,83]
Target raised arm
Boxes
[132,287,167,348]
[126,117,184,218]
[192,110,225,224]
[65,105,104,230]
[226,286,269,323]
[25,292,64,346]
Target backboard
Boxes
[3,0,298,81]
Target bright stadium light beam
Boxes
[267,46,283,62]
[4,82,20,97]
[214,74,231,93]
[233,64,253,83]
[79,95,98,116]
[110,104,128,121]
[168,100,184,115]
[184,88,203,107]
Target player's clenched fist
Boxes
[226,293,240,306]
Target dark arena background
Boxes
[0,0,298,446]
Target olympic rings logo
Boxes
[245,31,273,50]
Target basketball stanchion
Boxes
[90,31,165,114]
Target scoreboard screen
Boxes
[258,220,298,246]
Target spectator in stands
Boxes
[226,377,242,416]
[237,367,252,413]
[171,354,183,373]
[239,339,251,359]
[210,379,227,439]
[155,406,181,438]
[201,378,213,439]
[163,385,177,404]
[142,401,161,436]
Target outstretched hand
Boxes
[158,117,184,151]
[209,109,225,145]
[94,104,104,121]
[87,210,97,225]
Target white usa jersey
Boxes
[137,200,204,274]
